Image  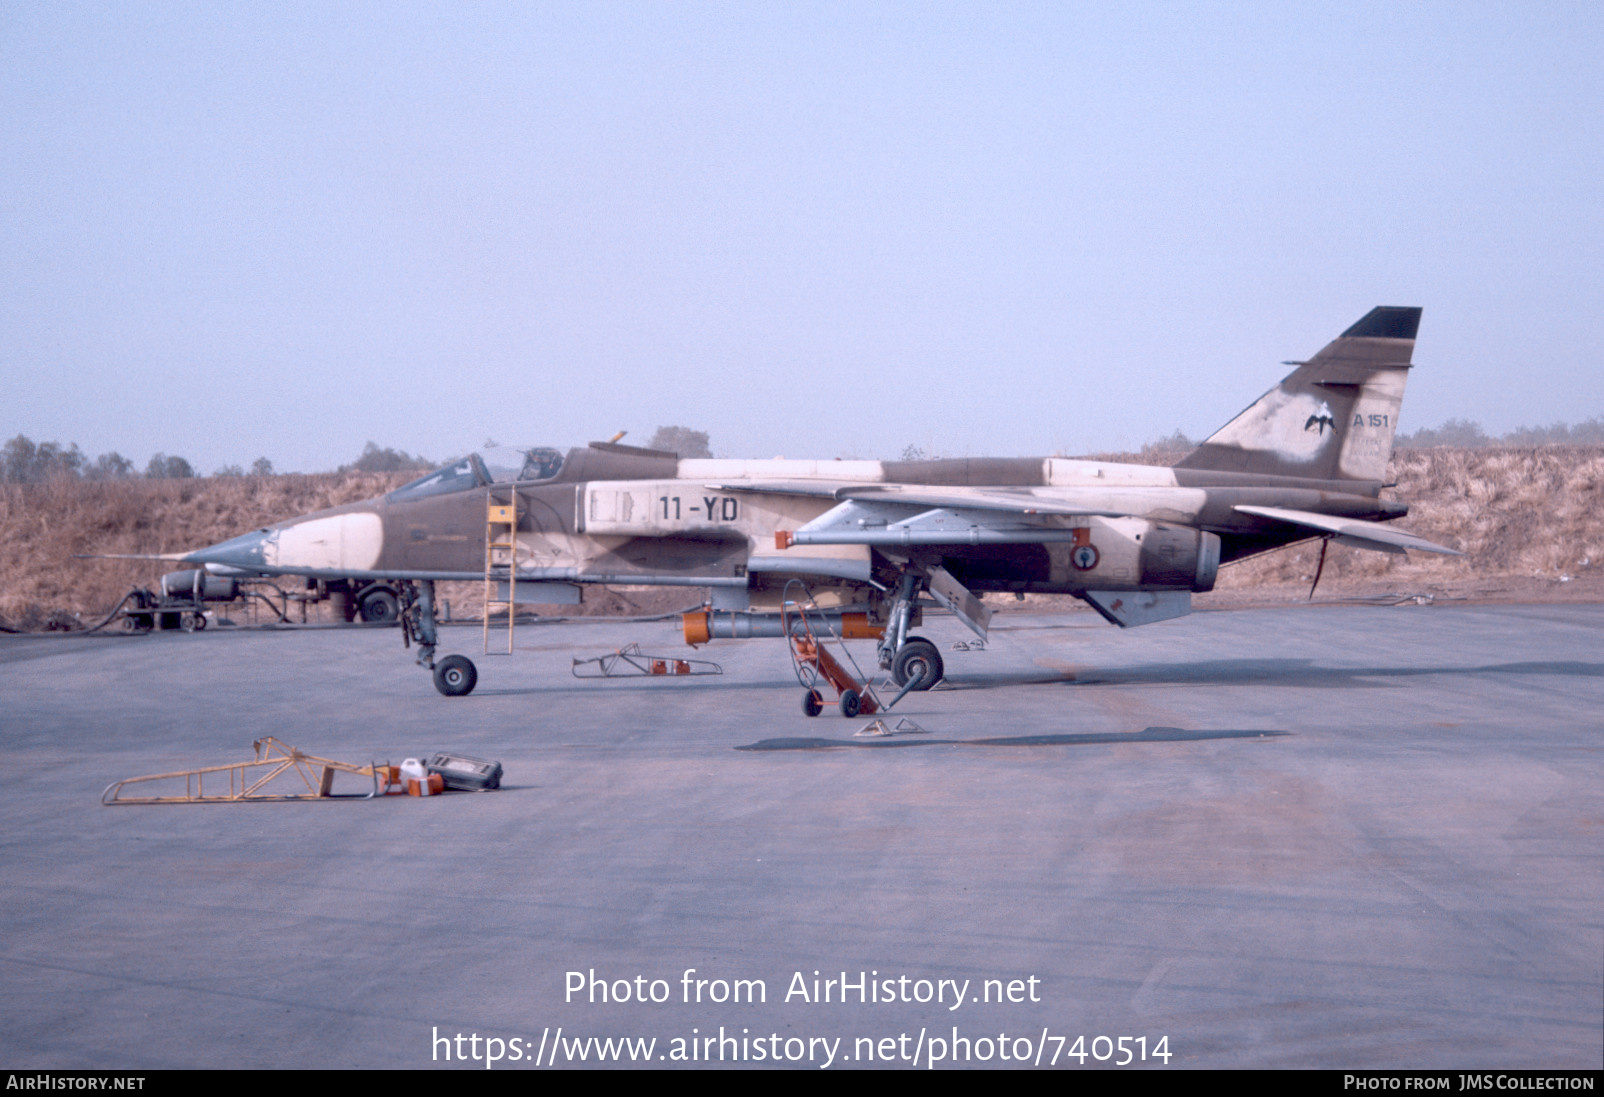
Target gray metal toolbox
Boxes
[426,753,503,791]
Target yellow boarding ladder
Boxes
[483,491,518,655]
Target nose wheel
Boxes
[433,655,478,696]
[402,580,479,697]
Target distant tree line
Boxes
[1394,417,1604,448]
[1138,429,1196,462]
[8,415,1596,486]
[0,435,278,482]
[338,441,433,473]
[2,436,152,483]
[0,434,432,484]
[646,426,713,458]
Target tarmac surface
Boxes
[2,603,1601,1070]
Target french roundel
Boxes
[1071,544,1100,570]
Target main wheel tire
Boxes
[801,689,823,717]
[891,638,944,691]
[358,589,400,624]
[433,655,478,697]
[181,613,200,633]
[838,689,861,718]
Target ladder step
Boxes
[485,492,518,656]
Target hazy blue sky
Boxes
[3,2,1600,472]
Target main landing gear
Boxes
[876,571,944,691]
[400,580,479,697]
[891,637,943,691]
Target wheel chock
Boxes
[852,717,930,739]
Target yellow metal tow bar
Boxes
[102,737,382,805]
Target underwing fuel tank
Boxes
[680,610,884,645]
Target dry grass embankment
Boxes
[1217,446,1603,594]
[0,473,410,629]
[1077,445,1604,608]
[0,472,705,630]
[3,446,1601,629]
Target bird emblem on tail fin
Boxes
[1304,401,1336,435]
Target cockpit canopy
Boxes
[476,446,564,483]
[386,446,565,503]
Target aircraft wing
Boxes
[703,481,847,498]
[838,485,1126,517]
[708,481,1125,517]
[1233,505,1461,555]
[782,497,1100,548]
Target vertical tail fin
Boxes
[1178,306,1421,483]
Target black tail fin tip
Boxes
[1341,306,1422,341]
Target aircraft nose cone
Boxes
[186,511,385,574]
[187,528,277,570]
[274,512,384,571]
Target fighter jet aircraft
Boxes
[148,306,1456,695]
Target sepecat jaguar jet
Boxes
[143,306,1457,695]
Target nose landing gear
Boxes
[401,580,479,697]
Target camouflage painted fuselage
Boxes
[177,307,1453,626]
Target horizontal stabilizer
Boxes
[1233,505,1460,555]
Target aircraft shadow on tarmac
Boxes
[735,727,1290,752]
[955,658,1604,691]
[473,679,758,697]
[472,658,1604,698]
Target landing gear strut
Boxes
[401,580,478,697]
[875,570,943,690]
